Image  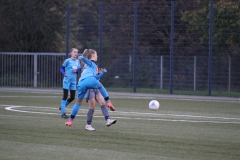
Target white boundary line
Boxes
[2,105,240,124]
[0,96,59,98]
[1,95,240,104]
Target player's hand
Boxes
[103,68,107,73]
[98,68,103,73]
[64,74,68,77]
[78,54,83,60]
[98,68,107,73]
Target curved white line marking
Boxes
[3,105,240,124]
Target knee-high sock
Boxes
[65,101,70,107]
[61,100,66,115]
[101,105,109,120]
[87,109,94,125]
[70,103,81,121]
[99,85,109,101]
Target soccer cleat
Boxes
[65,119,73,127]
[85,125,95,131]
[106,119,117,127]
[61,113,69,119]
[107,101,115,111]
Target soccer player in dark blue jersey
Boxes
[59,48,81,119]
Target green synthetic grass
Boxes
[0,90,240,160]
[4,86,240,97]
[107,87,240,97]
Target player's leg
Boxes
[98,84,115,111]
[66,81,76,107]
[61,82,76,119]
[84,89,96,131]
[66,90,75,106]
[65,98,84,127]
[65,80,87,127]
[65,77,106,127]
[60,88,69,119]
[95,90,117,127]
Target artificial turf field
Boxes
[0,89,239,160]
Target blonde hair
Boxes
[82,49,96,59]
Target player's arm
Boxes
[95,68,107,80]
[78,56,92,66]
[60,66,67,77]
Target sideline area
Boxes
[0,87,239,102]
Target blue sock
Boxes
[65,101,69,107]
[101,105,109,120]
[87,109,94,125]
[99,85,108,98]
[70,103,81,121]
[61,100,66,115]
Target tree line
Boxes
[0,0,239,58]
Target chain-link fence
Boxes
[0,53,239,93]
[0,1,240,95]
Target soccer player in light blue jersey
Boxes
[65,49,116,127]
[59,48,81,119]
[79,59,115,112]
[80,65,116,131]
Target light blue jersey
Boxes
[62,58,81,90]
[76,56,100,99]
[79,56,97,82]
[68,55,110,121]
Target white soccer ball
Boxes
[149,100,160,111]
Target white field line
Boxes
[0,96,59,98]
[2,105,240,124]
[1,95,240,103]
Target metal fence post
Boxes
[65,3,70,59]
[99,2,103,68]
[133,2,138,93]
[34,54,37,87]
[194,56,196,91]
[160,56,163,89]
[228,55,231,92]
[170,1,175,94]
[208,0,213,96]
